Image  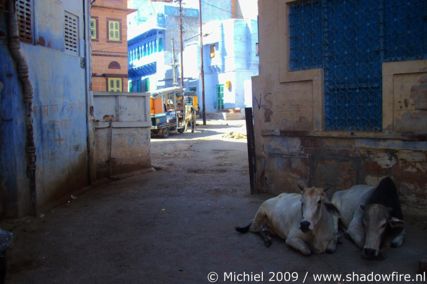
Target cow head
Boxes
[299,185,339,233]
[361,204,404,259]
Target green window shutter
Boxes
[90,18,96,39]
[108,21,120,41]
[159,38,163,51]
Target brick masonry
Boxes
[91,0,135,92]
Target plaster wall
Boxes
[0,0,91,214]
[93,92,151,179]
[0,33,30,217]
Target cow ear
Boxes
[324,202,340,216]
[388,217,404,228]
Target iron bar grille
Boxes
[289,0,427,131]
[16,0,33,43]
[64,11,79,56]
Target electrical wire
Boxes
[201,0,232,15]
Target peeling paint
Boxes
[397,150,426,162]
[370,152,397,169]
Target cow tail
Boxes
[235,223,252,234]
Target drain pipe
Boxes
[83,0,93,184]
[6,0,37,215]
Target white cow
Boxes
[236,186,340,255]
[332,177,405,259]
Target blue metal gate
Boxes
[289,0,427,131]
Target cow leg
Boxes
[259,226,272,247]
[249,207,268,232]
[286,237,311,256]
[249,208,272,247]
[346,228,364,248]
[391,229,405,248]
[326,239,337,254]
[346,210,365,248]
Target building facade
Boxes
[90,0,135,92]
[253,0,427,217]
[0,0,92,216]
[128,28,166,92]
[203,19,258,112]
[128,0,259,113]
[127,1,199,92]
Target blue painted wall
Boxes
[0,0,90,216]
[203,19,258,112]
[0,18,31,216]
[202,0,232,22]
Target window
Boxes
[107,78,122,92]
[108,61,121,69]
[16,0,33,42]
[210,44,216,58]
[158,38,163,51]
[108,20,121,42]
[64,11,79,55]
[90,17,98,40]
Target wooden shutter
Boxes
[109,21,113,39]
[114,21,120,39]
[64,11,79,55]
[16,0,33,42]
[90,18,97,40]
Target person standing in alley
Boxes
[189,105,196,133]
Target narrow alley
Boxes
[1,0,426,283]
[4,120,426,283]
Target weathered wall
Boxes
[0,14,31,217]
[27,0,90,210]
[253,0,427,218]
[93,92,151,179]
[25,45,89,210]
[0,0,91,216]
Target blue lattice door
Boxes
[289,0,427,131]
[324,0,382,131]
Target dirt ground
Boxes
[2,119,427,283]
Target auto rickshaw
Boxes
[149,86,186,138]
